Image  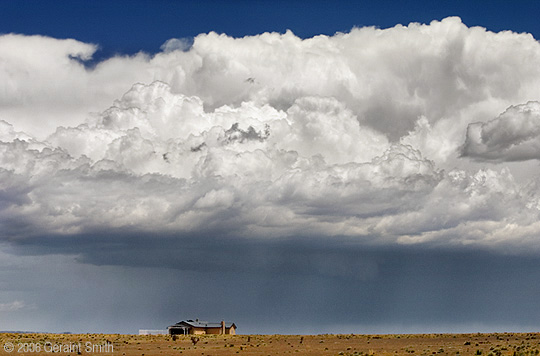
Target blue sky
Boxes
[2,1,540,335]
[2,0,540,58]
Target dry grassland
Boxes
[1,332,540,356]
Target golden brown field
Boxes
[1,332,539,356]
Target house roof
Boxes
[169,320,236,329]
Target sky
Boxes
[1,0,540,334]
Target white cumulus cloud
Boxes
[462,101,540,161]
[2,17,540,259]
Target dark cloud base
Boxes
[8,234,540,334]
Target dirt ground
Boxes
[1,332,539,356]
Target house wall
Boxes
[191,327,206,335]
[170,323,236,335]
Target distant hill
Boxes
[0,331,72,334]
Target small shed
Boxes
[168,319,237,335]
[139,329,167,335]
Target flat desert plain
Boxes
[1,333,540,356]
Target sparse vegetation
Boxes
[1,332,540,355]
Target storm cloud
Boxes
[1,17,540,333]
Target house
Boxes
[168,319,237,335]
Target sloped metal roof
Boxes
[169,320,236,328]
